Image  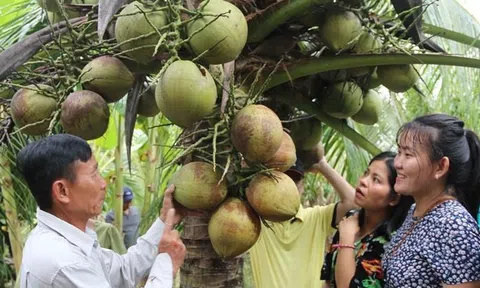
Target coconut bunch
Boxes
[8,55,141,140]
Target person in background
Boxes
[249,144,357,288]
[320,152,414,288]
[106,187,141,248]
[382,114,480,287]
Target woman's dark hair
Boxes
[16,134,92,211]
[396,113,480,220]
[358,151,414,235]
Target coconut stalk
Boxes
[264,53,480,90]
[423,23,480,50]
[247,0,332,43]
[0,147,23,272]
[113,112,124,233]
[141,116,161,218]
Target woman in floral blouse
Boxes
[320,152,413,288]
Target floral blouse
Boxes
[321,210,391,288]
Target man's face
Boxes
[64,156,107,220]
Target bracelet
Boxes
[332,244,355,250]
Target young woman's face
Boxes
[394,135,436,197]
[354,160,395,210]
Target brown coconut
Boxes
[246,171,300,222]
[155,60,217,128]
[115,1,168,64]
[60,90,110,140]
[81,56,134,103]
[377,64,419,93]
[170,162,227,210]
[322,81,363,119]
[230,105,283,163]
[265,132,297,172]
[137,85,159,117]
[10,84,57,136]
[208,198,261,258]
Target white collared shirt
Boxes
[19,208,173,287]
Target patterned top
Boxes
[321,209,390,288]
[382,200,480,287]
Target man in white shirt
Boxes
[16,134,187,287]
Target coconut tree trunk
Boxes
[0,147,23,272]
[180,215,243,288]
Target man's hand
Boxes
[159,209,186,276]
[160,184,206,225]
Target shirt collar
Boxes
[36,208,97,256]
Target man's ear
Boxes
[52,180,70,204]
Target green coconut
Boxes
[319,10,363,52]
[365,69,382,89]
[10,85,57,136]
[352,90,383,125]
[246,171,300,222]
[171,162,228,210]
[349,32,382,77]
[209,198,261,258]
[137,85,159,117]
[377,64,419,93]
[155,60,217,128]
[322,81,364,119]
[37,0,72,12]
[115,1,168,64]
[187,0,248,64]
[230,104,284,163]
[81,56,134,103]
[60,90,110,140]
[290,117,323,151]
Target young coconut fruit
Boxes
[230,105,283,163]
[352,89,383,125]
[377,64,419,93]
[10,84,57,136]
[264,131,297,172]
[115,1,168,64]
[246,171,300,222]
[208,198,261,258]
[319,10,363,52]
[81,56,134,103]
[322,81,363,119]
[290,117,323,151]
[137,85,159,117]
[363,69,382,89]
[187,0,248,64]
[60,90,110,140]
[348,32,382,77]
[155,60,217,128]
[37,0,72,12]
[170,162,227,210]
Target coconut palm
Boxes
[0,0,480,287]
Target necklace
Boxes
[387,195,455,257]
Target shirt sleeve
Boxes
[431,212,480,284]
[312,203,337,236]
[144,254,173,288]
[101,218,165,287]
